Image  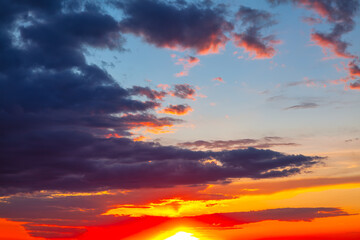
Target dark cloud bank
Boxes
[0,0,323,197]
[0,0,354,239]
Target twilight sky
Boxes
[0,0,360,240]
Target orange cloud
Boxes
[349,81,360,90]
[133,135,149,142]
[233,34,280,59]
[159,104,193,116]
[311,33,355,59]
[145,126,175,134]
[348,61,360,77]
[105,133,122,138]
[330,60,360,90]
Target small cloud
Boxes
[170,84,196,100]
[349,81,360,90]
[157,84,170,91]
[213,77,224,82]
[345,137,359,143]
[284,102,319,110]
[302,16,322,25]
[130,86,167,100]
[158,104,193,115]
[175,55,200,77]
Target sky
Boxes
[0,0,360,240]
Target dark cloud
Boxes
[257,232,360,240]
[0,1,334,239]
[178,137,298,151]
[269,0,359,59]
[171,84,196,100]
[284,102,319,110]
[0,0,187,141]
[129,86,167,100]
[115,0,233,54]
[2,6,315,195]
[233,6,280,59]
[0,130,322,195]
[189,207,351,227]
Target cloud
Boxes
[202,175,360,198]
[175,55,200,77]
[257,232,360,240]
[213,77,224,82]
[233,6,280,59]
[116,0,233,55]
[310,31,354,59]
[178,137,298,151]
[345,138,359,143]
[157,84,170,91]
[284,102,319,110]
[330,59,360,90]
[0,127,322,195]
[269,0,359,59]
[80,207,352,239]
[349,81,360,90]
[302,16,323,25]
[159,104,193,115]
[188,207,351,227]
[2,175,359,238]
[348,61,360,77]
[170,84,197,100]
[129,86,167,100]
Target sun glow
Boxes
[151,227,206,240]
[164,231,199,240]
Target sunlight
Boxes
[164,231,199,240]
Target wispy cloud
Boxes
[284,102,319,110]
[178,137,298,151]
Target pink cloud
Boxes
[175,55,200,77]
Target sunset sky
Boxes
[1,0,360,240]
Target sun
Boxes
[164,231,199,240]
